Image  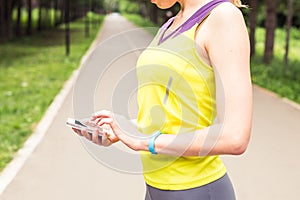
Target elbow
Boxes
[228,131,250,155]
[230,140,248,155]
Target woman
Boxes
[77,0,252,199]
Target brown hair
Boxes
[231,0,247,8]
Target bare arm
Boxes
[94,3,252,156]
[152,3,252,156]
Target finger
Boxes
[101,131,113,147]
[105,129,119,143]
[92,110,112,119]
[91,116,108,125]
[92,129,102,145]
[72,128,83,136]
[93,117,102,125]
[85,120,97,127]
[97,118,123,140]
[97,117,114,127]
[82,129,92,141]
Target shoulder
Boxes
[212,2,244,17]
[207,2,245,27]
[196,2,247,44]
[201,2,248,44]
[194,2,249,66]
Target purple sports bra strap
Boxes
[160,16,176,31]
[158,0,230,45]
[178,0,230,34]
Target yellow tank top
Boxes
[136,1,227,190]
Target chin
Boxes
[152,1,176,9]
[156,4,174,9]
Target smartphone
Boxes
[66,118,103,140]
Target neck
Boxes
[178,0,212,17]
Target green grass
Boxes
[0,14,104,172]
[124,13,300,104]
[251,27,300,103]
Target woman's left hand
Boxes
[92,110,146,151]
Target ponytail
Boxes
[231,0,247,8]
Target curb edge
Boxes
[0,27,103,195]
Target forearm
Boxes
[139,123,249,156]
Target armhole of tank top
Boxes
[193,1,230,70]
[193,13,214,71]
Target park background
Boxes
[0,0,300,195]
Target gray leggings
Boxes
[145,174,236,200]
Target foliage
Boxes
[0,15,104,172]
[0,0,104,42]
[243,0,300,28]
[251,27,300,103]
[118,0,140,14]
[12,8,60,29]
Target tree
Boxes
[16,0,22,36]
[148,2,158,24]
[0,0,7,41]
[65,0,70,56]
[0,0,16,41]
[38,0,44,30]
[85,0,90,38]
[284,0,294,66]
[248,0,258,57]
[54,0,61,26]
[264,0,277,64]
[26,0,32,35]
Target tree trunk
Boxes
[1,0,22,41]
[38,0,43,31]
[4,0,14,40]
[65,0,70,56]
[263,0,277,64]
[149,3,158,24]
[139,2,147,18]
[249,0,258,57]
[284,0,293,67]
[0,0,7,42]
[54,0,59,26]
[26,0,32,35]
[85,0,90,38]
[45,0,50,28]
[60,0,64,24]
[16,0,22,36]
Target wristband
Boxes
[148,131,162,155]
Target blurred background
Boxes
[0,0,299,185]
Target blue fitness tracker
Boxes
[148,131,162,155]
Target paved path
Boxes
[1,13,300,200]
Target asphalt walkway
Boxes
[0,13,300,200]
